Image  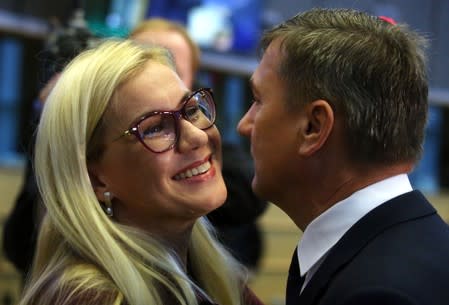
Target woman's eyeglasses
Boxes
[116,88,216,153]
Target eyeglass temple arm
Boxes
[113,128,135,142]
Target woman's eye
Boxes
[140,115,173,138]
[186,105,201,121]
[143,124,164,137]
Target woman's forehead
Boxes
[109,62,187,123]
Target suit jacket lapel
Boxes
[286,248,306,305]
[297,190,436,305]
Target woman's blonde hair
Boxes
[20,39,245,305]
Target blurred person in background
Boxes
[2,13,97,279]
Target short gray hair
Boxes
[260,8,428,164]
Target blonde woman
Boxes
[19,39,263,305]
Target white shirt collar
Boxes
[297,174,413,277]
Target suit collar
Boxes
[298,174,413,277]
[297,190,435,305]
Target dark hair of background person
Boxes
[2,14,99,279]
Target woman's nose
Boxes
[176,119,209,152]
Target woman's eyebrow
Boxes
[176,90,192,107]
[131,90,192,122]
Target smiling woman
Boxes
[18,40,263,305]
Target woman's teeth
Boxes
[174,161,211,180]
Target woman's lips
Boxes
[174,160,211,180]
[173,155,212,180]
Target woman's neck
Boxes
[156,224,194,270]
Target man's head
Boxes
[130,18,201,89]
[258,8,428,164]
[238,8,428,220]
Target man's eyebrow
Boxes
[249,77,258,95]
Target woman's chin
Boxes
[200,187,228,215]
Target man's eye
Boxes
[252,98,261,105]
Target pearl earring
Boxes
[104,191,113,217]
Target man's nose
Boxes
[237,106,254,137]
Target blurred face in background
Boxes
[132,30,194,89]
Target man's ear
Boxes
[297,99,334,157]
[87,163,108,202]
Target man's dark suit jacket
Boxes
[288,190,449,305]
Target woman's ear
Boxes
[297,99,334,157]
[87,163,108,202]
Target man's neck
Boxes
[278,162,413,231]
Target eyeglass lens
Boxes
[138,90,215,152]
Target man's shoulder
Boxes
[317,210,449,305]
